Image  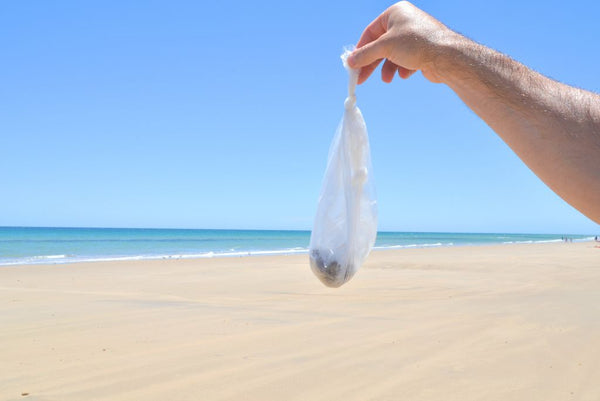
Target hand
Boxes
[348,1,455,84]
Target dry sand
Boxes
[1,242,599,401]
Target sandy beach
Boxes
[1,242,599,400]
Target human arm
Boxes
[348,1,600,223]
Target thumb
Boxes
[348,38,387,69]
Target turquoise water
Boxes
[0,227,593,266]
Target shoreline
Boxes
[1,237,596,268]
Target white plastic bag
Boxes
[309,47,377,288]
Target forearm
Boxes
[435,34,600,223]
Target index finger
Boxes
[356,10,389,49]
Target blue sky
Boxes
[1,0,599,234]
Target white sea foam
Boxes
[0,254,70,266]
[503,239,570,244]
[0,248,313,266]
[374,242,448,250]
[32,254,68,260]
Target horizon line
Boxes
[0,225,594,236]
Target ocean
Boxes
[0,227,594,266]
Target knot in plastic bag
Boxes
[344,95,356,110]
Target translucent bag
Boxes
[309,48,377,288]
